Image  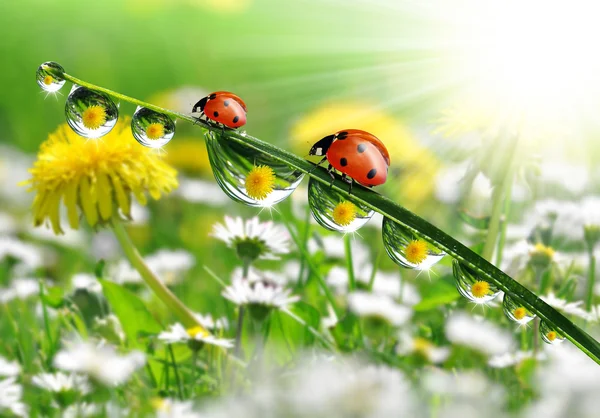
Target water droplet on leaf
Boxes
[307,177,373,233]
[65,86,118,139]
[382,217,445,270]
[205,130,304,207]
[453,259,500,303]
[502,293,535,325]
[540,321,565,344]
[131,107,175,148]
[36,61,66,92]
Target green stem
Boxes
[345,234,356,291]
[168,345,184,399]
[586,248,596,311]
[234,261,251,357]
[111,221,204,331]
[51,69,600,365]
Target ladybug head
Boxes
[192,97,208,113]
[309,134,335,156]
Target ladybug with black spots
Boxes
[192,91,247,129]
[309,129,390,188]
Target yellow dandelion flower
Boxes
[471,281,490,298]
[513,307,527,321]
[405,239,429,264]
[43,75,54,86]
[24,118,178,234]
[546,331,557,342]
[332,201,357,226]
[81,105,107,130]
[145,123,165,140]
[245,165,275,200]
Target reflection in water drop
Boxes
[205,131,304,207]
[65,86,118,139]
[307,178,374,233]
[502,293,535,325]
[540,321,565,345]
[453,260,500,303]
[382,217,445,270]
[36,61,66,92]
[131,107,175,148]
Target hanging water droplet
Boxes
[307,177,373,233]
[382,217,445,270]
[36,61,66,92]
[502,293,536,325]
[65,86,118,139]
[131,107,175,148]
[453,260,500,303]
[540,321,565,344]
[205,130,304,207]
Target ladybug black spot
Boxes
[224,100,230,107]
[213,111,219,117]
[209,93,217,100]
[357,144,367,153]
[337,131,348,140]
[366,168,377,179]
[233,116,240,124]
[340,157,348,167]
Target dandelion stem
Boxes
[345,234,356,291]
[111,221,205,331]
[586,248,596,311]
[54,69,600,365]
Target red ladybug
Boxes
[192,91,247,128]
[309,129,390,187]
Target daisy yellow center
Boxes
[145,123,165,140]
[43,75,54,85]
[513,307,527,321]
[245,165,275,200]
[471,281,490,298]
[405,239,429,264]
[546,331,557,342]
[332,201,357,226]
[186,326,208,339]
[81,105,107,130]
[413,337,432,354]
[150,398,169,411]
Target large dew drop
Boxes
[131,107,175,148]
[502,293,535,325]
[382,217,445,270]
[453,260,500,303]
[36,61,66,93]
[205,130,304,207]
[65,86,118,139]
[307,178,374,233]
[540,321,565,345]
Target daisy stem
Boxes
[345,234,356,291]
[586,247,596,311]
[111,221,205,332]
[168,345,184,399]
[55,69,600,365]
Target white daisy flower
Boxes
[32,372,91,394]
[222,277,300,312]
[396,332,450,364]
[542,292,591,321]
[0,278,40,304]
[193,313,229,331]
[63,402,100,418]
[0,237,45,273]
[110,249,195,285]
[445,313,514,356]
[211,216,290,261]
[54,342,145,386]
[347,291,412,326]
[154,397,201,418]
[158,323,234,349]
[0,377,27,417]
[72,273,102,294]
[488,350,546,368]
[0,357,20,378]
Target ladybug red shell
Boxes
[309,129,390,187]
[192,91,247,128]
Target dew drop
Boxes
[307,177,373,233]
[65,86,118,139]
[452,259,500,303]
[205,130,304,207]
[540,321,565,345]
[502,293,536,325]
[382,217,445,270]
[36,61,66,92]
[131,107,175,148]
